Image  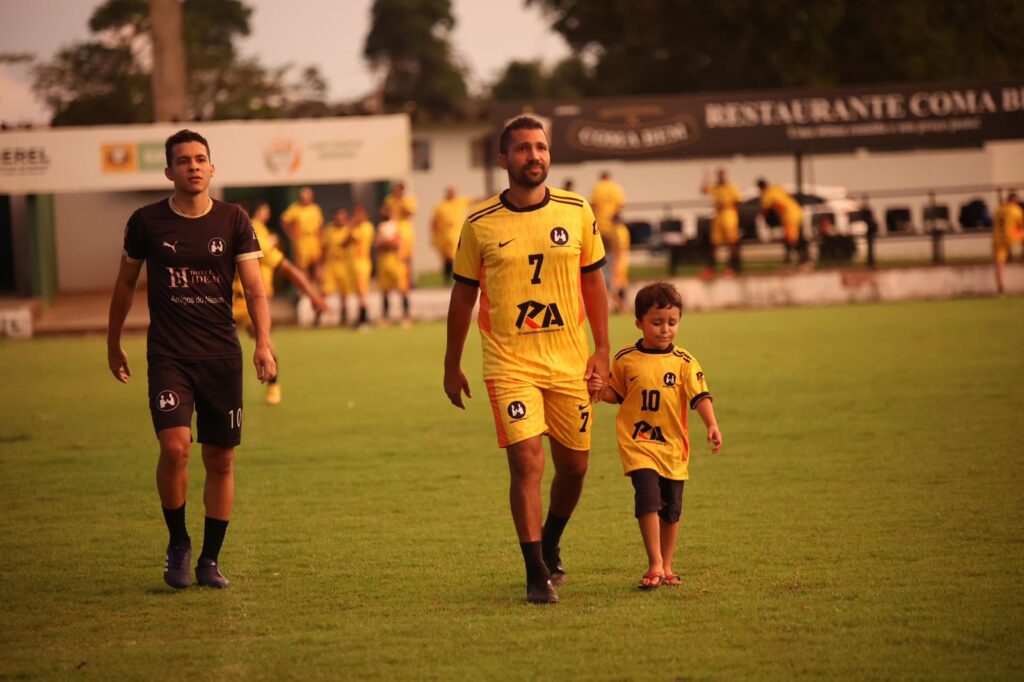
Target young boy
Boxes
[593,282,722,589]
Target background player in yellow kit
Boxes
[232,201,326,404]
[590,170,627,282]
[702,168,743,277]
[375,206,412,327]
[432,186,471,282]
[594,282,722,590]
[757,178,807,267]
[993,192,1023,295]
[611,213,631,313]
[321,208,353,326]
[280,186,325,280]
[345,203,375,329]
[444,116,609,605]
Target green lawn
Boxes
[1,298,1022,680]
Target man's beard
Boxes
[511,162,548,188]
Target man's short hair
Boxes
[499,116,546,155]
[634,282,683,320]
[165,129,210,167]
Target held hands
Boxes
[108,345,131,383]
[707,424,723,454]
[583,352,610,404]
[444,367,473,409]
[586,371,604,401]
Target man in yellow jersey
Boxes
[382,181,418,223]
[611,213,631,313]
[375,206,412,326]
[757,178,807,267]
[432,186,471,283]
[280,187,325,280]
[701,168,743,277]
[321,208,353,326]
[993,191,1023,295]
[231,202,326,404]
[444,116,610,605]
[590,170,627,281]
[344,203,375,329]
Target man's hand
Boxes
[583,352,610,404]
[707,425,723,454]
[310,291,329,315]
[444,367,472,409]
[254,344,277,384]
[108,345,131,383]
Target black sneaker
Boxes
[164,543,192,589]
[526,579,559,605]
[195,559,230,588]
[543,545,566,587]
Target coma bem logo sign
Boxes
[565,104,699,157]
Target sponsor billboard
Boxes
[491,81,1024,162]
[0,114,411,194]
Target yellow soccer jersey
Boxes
[590,179,626,236]
[609,341,711,480]
[384,193,417,220]
[232,219,285,321]
[705,182,742,211]
[994,202,1024,247]
[433,197,471,255]
[347,220,375,263]
[760,185,801,221]
[281,202,324,240]
[453,188,606,383]
[322,222,350,265]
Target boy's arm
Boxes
[598,385,619,405]
[695,398,722,454]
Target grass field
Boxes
[2,298,1023,680]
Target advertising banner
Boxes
[491,81,1024,162]
[0,114,411,194]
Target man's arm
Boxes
[580,268,610,402]
[443,281,478,409]
[107,257,143,383]
[237,258,277,383]
[278,259,327,314]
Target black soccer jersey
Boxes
[123,198,262,359]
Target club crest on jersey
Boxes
[157,390,180,412]
[696,371,704,383]
[515,300,564,332]
[632,420,666,443]
[507,401,527,421]
[549,227,569,246]
[208,237,226,256]
[663,372,677,387]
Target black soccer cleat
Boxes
[526,579,559,605]
[195,559,230,588]
[164,543,192,589]
[543,545,566,587]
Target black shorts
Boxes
[147,356,243,447]
[630,469,685,523]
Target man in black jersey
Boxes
[106,129,276,589]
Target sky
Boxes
[0,0,571,124]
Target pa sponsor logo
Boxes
[550,227,569,246]
[507,400,527,421]
[208,238,226,256]
[663,372,676,387]
[631,420,666,443]
[515,300,564,332]
[157,390,180,412]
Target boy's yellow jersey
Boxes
[609,341,712,480]
[322,222,350,264]
[347,220,375,262]
[705,182,742,211]
[453,188,606,383]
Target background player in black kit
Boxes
[106,129,276,589]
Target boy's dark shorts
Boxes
[147,356,243,447]
[629,469,685,523]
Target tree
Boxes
[526,0,1024,95]
[363,0,468,119]
[490,56,593,100]
[31,0,327,125]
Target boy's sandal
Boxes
[663,573,682,586]
[637,571,663,591]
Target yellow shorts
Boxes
[994,243,1010,264]
[711,209,739,246]
[295,239,322,270]
[350,260,371,296]
[484,377,593,451]
[321,260,351,295]
[378,255,409,293]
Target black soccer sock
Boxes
[382,293,390,318]
[541,513,570,554]
[162,503,190,547]
[358,306,368,324]
[199,517,229,564]
[402,294,410,318]
[520,541,550,586]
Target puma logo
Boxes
[163,241,179,254]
